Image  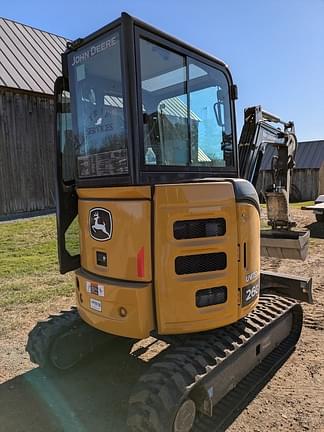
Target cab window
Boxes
[139,38,234,168]
[68,30,128,178]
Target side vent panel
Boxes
[174,218,226,240]
[175,252,227,275]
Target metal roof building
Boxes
[260,140,324,170]
[0,18,68,217]
[257,140,324,201]
[0,17,67,94]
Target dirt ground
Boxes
[0,208,323,431]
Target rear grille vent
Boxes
[174,218,226,240]
[175,252,227,275]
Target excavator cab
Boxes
[56,14,236,262]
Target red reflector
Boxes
[137,247,145,277]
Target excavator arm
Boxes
[238,105,309,260]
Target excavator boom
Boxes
[239,105,309,260]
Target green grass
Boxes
[261,201,313,209]
[0,215,74,307]
[289,201,313,208]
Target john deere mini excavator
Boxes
[27,13,312,432]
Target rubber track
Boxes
[26,307,82,368]
[127,294,303,431]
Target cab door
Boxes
[54,76,80,274]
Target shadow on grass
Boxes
[0,337,295,432]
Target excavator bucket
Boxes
[260,229,310,260]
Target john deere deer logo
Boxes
[89,208,112,241]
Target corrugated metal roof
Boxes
[0,17,68,94]
[295,140,324,169]
[260,140,324,170]
[160,97,200,121]
[198,148,211,162]
[104,95,124,108]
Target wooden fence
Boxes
[0,88,56,216]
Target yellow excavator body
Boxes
[76,182,259,339]
[26,13,312,432]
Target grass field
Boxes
[0,215,74,308]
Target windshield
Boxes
[68,29,128,178]
[139,38,234,168]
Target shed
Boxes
[256,140,324,201]
[0,17,68,217]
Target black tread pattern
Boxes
[127,295,302,432]
[26,307,81,368]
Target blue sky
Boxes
[2,0,324,141]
